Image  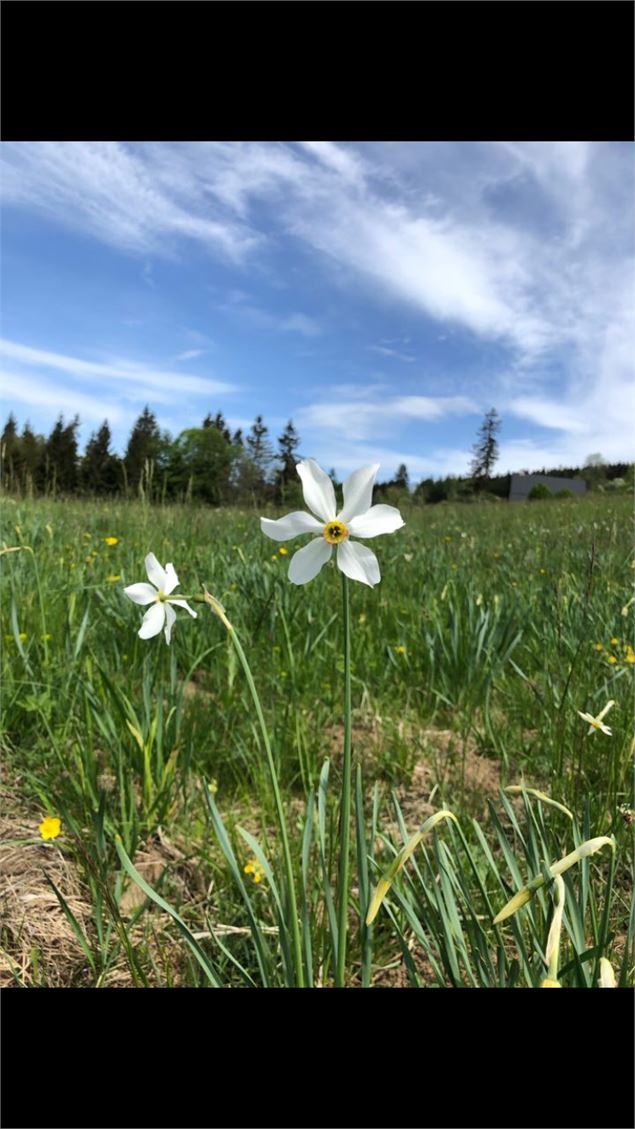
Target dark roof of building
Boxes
[509,474,587,500]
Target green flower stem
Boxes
[336,573,353,988]
[202,591,305,988]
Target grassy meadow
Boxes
[1,492,633,987]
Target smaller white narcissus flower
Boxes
[577,699,615,736]
[124,553,197,644]
[260,459,404,586]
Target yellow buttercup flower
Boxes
[39,816,62,840]
[278,546,288,555]
[244,857,265,884]
[594,642,604,651]
[104,537,119,546]
[607,655,617,664]
[394,645,407,654]
[610,637,619,646]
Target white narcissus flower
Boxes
[577,699,615,736]
[260,459,404,587]
[124,553,197,644]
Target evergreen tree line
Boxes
[0,409,308,506]
[1,408,631,506]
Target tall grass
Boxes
[1,493,632,986]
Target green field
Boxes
[2,493,633,987]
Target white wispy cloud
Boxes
[304,441,474,480]
[216,293,322,337]
[297,393,478,441]
[0,338,237,399]
[3,141,633,468]
[0,371,132,426]
[0,142,259,261]
[175,349,204,361]
[368,345,415,363]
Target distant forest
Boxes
[1,409,632,507]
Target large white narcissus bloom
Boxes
[124,553,197,644]
[261,459,404,586]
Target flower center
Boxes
[323,520,349,545]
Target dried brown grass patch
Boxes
[0,774,94,987]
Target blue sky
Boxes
[1,140,633,482]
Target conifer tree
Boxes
[21,422,45,493]
[275,420,301,501]
[470,408,501,490]
[124,406,162,494]
[245,415,274,499]
[1,414,21,490]
[81,420,120,495]
[394,463,409,490]
[45,414,80,494]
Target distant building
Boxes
[509,473,587,501]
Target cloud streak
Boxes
[0,338,237,399]
[2,141,632,470]
[297,393,478,441]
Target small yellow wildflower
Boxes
[607,655,617,664]
[18,633,27,642]
[271,554,278,562]
[106,575,121,582]
[394,645,407,654]
[208,778,218,795]
[610,637,619,646]
[625,650,635,664]
[104,537,119,546]
[39,816,62,840]
[244,857,265,884]
[278,546,288,556]
[577,699,615,736]
[594,642,604,651]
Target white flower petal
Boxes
[338,464,380,522]
[168,598,198,618]
[163,603,176,645]
[164,563,179,595]
[287,537,332,585]
[260,511,323,542]
[337,540,381,587]
[296,459,337,522]
[138,602,166,639]
[348,504,405,539]
[145,553,168,592]
[124,582,158,606]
